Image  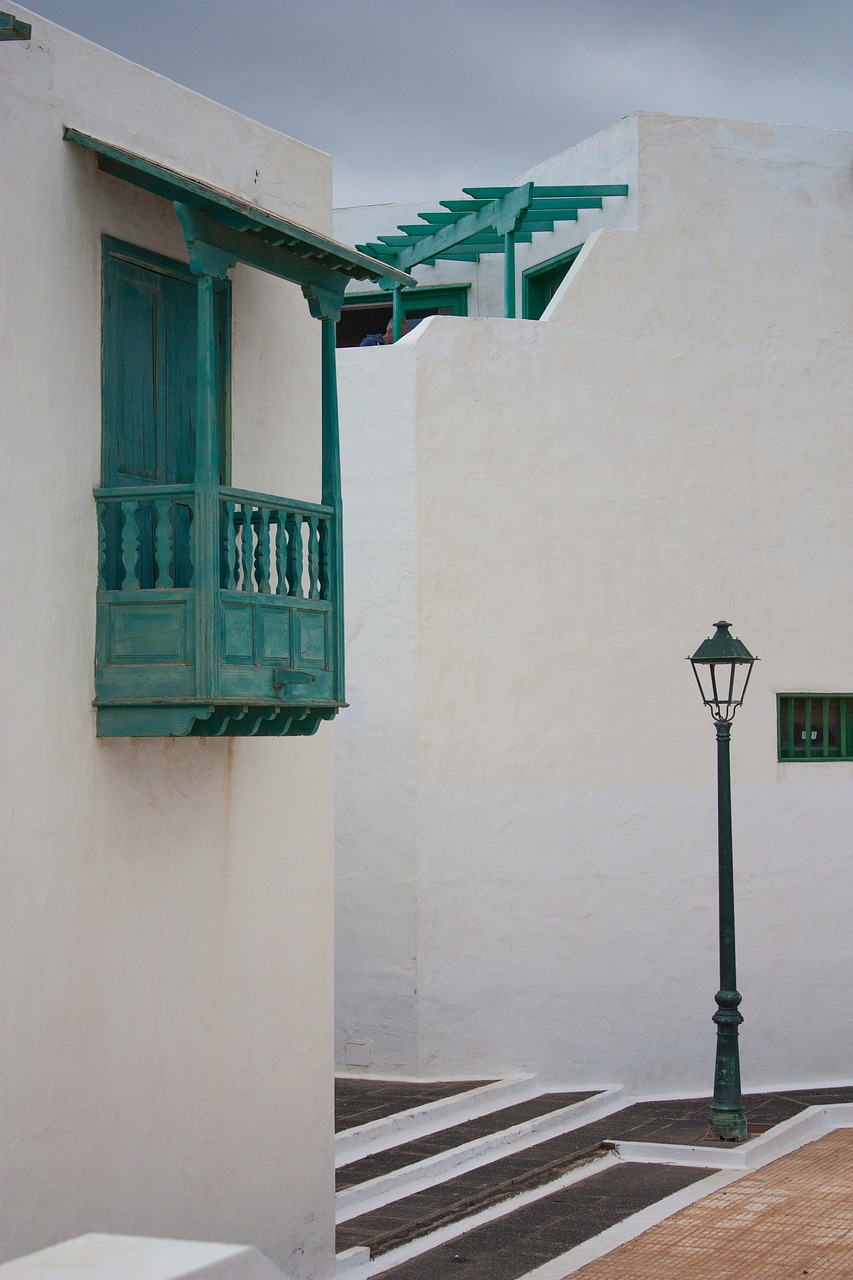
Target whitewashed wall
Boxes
[335,113,853,1094]
[0,12,334,1275]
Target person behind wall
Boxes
[359,317,409,346]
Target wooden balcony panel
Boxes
[94,485,341,736]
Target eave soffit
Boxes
[64,127,415,296]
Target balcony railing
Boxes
[94,484,341,736]
[219,488,332,600]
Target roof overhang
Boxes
[64,127,415,314]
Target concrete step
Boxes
[336,1075,544,1163]
[336,1089,627,1222]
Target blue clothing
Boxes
[359,332,387,347]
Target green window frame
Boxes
[342,283,469,318]
[337,283,469,346]
[522,245,582,320]
[777,695,853,760]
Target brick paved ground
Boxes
[572,1128,853,1279]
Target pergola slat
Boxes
[356,179,628,318]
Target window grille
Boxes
[777,695,853,760]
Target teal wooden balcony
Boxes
[95,486,340,736]
[67,127,414,737]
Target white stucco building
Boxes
[333,113,853,1095]
[0,8,410,1273]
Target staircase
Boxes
[334,1077,853,1280]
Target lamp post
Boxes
[689,621,757,1142]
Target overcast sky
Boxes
[27,1,853,207]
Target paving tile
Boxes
[572,1127,853,1279]
[337,1092,595,1189]
[372,1163,710,1280]
[335,1078,493,1132]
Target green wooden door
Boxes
[102,239,228,588]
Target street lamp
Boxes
[689,621,757,1142]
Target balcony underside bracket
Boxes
[96,703,338,738]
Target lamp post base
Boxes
[709,987,747,1141]
[708,1107,748,1141]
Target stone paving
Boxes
[373,1163,712,1280]
[335,1077,493,1132]
[335,1078,853,1279]
[337,1092,596,1190]
[336,1087,853,1257]
[571,1128,853,1279]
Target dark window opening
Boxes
[778,695,851,760]
[336,285,469,347]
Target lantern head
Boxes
[689,621,757,723]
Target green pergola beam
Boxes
[381,231,533,247]
[463,184,629,198]
[426,253,480,261]
[527,203,593,215]
[355,179,628,301]
[419,211,474,224]
[441,197,602,212]
[390,183,533,272]
[0,10,31,38]
[415,212,560,233]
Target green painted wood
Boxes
[301,278,349,324]
[356,181,626,269]
[504,231,516,318]
[223,501,238,589]
[274,516,287,596]
[95,484,195,499]
[341,284,469,319]
[66,128,415,289]
[286,513,303,598]
[527,200,598,212]
[522,244,583,319]
[95,588,196,700]
[154,500,173,588]
[120,502,141,591]
[777,694,853,761]
[320,315,345,704]
[403,183,531,271]
[255,507,271,594]
[97,503,107,590]
[319,519,331,601]
[396,224,537,242]
[0,10,30,38]
[307,516,320,600]
[192,272,220,699]
[96,232,344,736]
[463,185,629,198]
[461,244,510,255]
[96,698,340,738]
[420,252,479,262]
[177,203,349,297]
[378,231,534,246]
[101,239,229,589]
[842,699,848,757]
[392,286,404,341]
[221,486,333,517]
[240,504,254,591]
[441,198,598,213]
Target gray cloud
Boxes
[26,0,853,205]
